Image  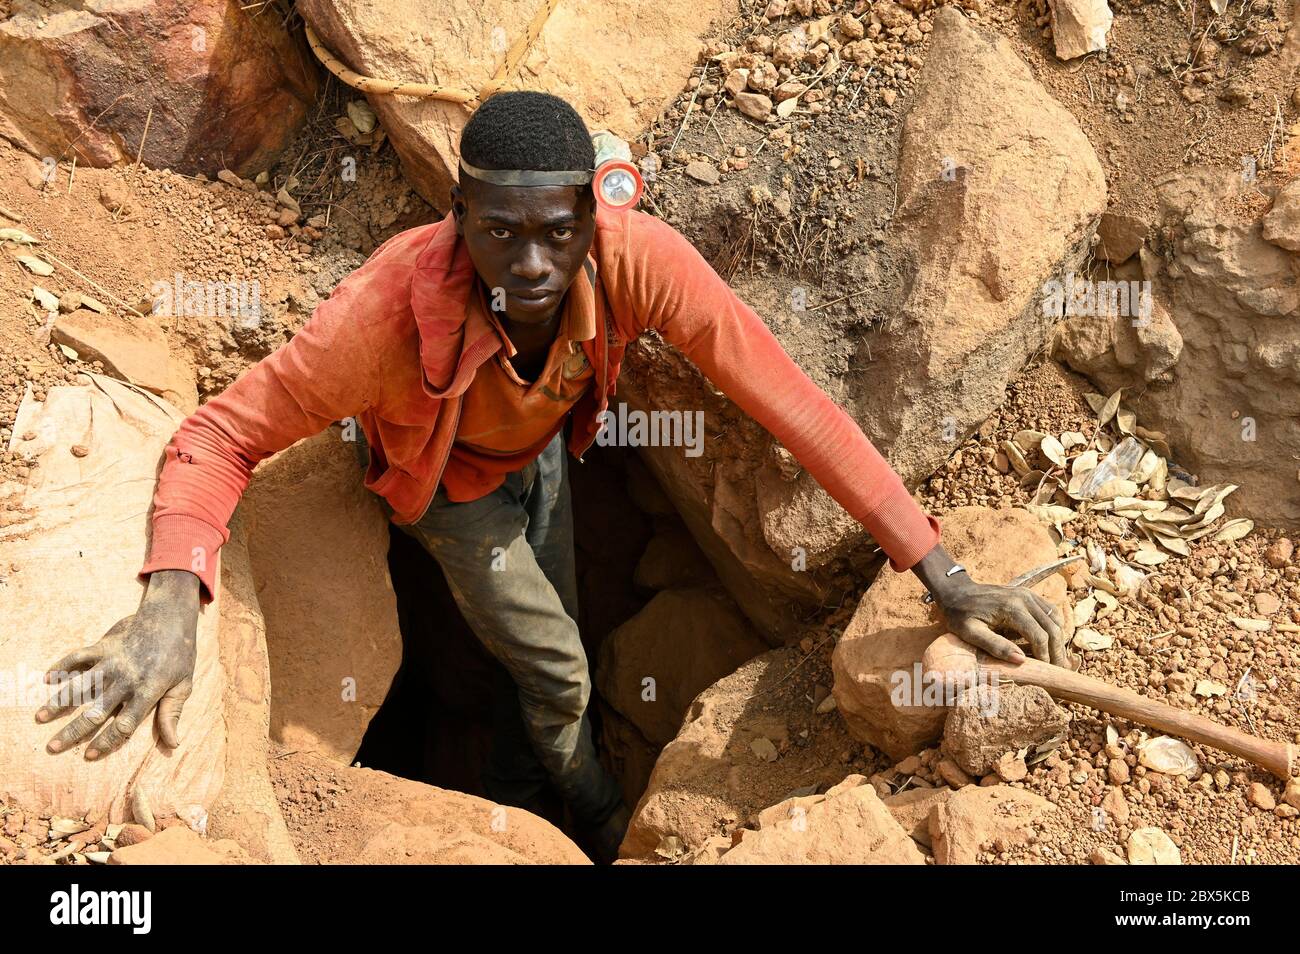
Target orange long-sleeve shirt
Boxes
[141,207,940,600]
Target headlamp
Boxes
[457,128,644,213]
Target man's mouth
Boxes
[510,289,558,310]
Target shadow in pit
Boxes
[352,441,654,840]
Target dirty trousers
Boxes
[356,426,625,828]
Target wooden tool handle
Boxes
[989,658,1295,780]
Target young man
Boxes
[38,92,1063,863]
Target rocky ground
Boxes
[2,0,1298,866]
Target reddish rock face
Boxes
[0,1,318,176]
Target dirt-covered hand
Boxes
[37,569,201,760]
[935,576,1067,667]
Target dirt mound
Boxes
[270,750,590,864]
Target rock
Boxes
[278,752,588,863]
[1101,785,1130,825]
[883,786,952,848]
[1264,537,1294,568]
[1284,778,1300,810]
[596,587,766,747]
[1262,178,1300,251]
[1090,847,1127,865]
[929,784,1057,864]
[241,433,403,761]
[112,824,154,848]
[712,776,925,864]
[1127,827,1181,865]
[0,2,314,177]
[734,91,773,120]
[684,161,721,185]
[1247,782,1276,811]
[942,684,1068,777]
[109,826,255,865]
[1095,212,1148,263]
[994,752,1028,783]
[937,758,975,788]
[1053,295,1183,385]
[623,647,825,859]
[1254,592,1281,616]
[833,507,1073,759]
[50,310,197,413]
[633,523,714,591]
[1049,0,1113,60]
[297,0,735,206]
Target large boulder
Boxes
[0,0,317,176]
[831,506,1074,761]
[595,586,766,747]
[1054,168,1300,530]
[619,8,1105,640]
[241,430,403,762]
[297,0,739,207]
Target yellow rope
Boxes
[303,0,562,108]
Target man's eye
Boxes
[489,228,512,239]
[551,228,574,240]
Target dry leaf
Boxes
[1212,519,1253,543]
[1073,627,1112,651]
[17,255,53,276]
[1041,434,1067,468]
[1098,389,1123,427]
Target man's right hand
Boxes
[37,569,201,760]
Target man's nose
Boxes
[511,242,550,281]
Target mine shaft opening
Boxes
[354,440,665,838]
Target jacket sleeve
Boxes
[620,211,940,572]
[140,282,383,602]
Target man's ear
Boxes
[450,183,467,236]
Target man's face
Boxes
[451,177,596,326]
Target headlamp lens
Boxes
[600,168,637,206]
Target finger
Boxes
[1025,595,1067,667]
[156,678,193,748]
[44,618,130,685]
[38,664,110,726]
[45,680,128,753]
[44,648,101,685]
[1007,606,1052,663]
[86,691,160,760]
[956,619,1025,663]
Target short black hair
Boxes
[459,91,594,175]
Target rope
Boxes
[303,0,562,108]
